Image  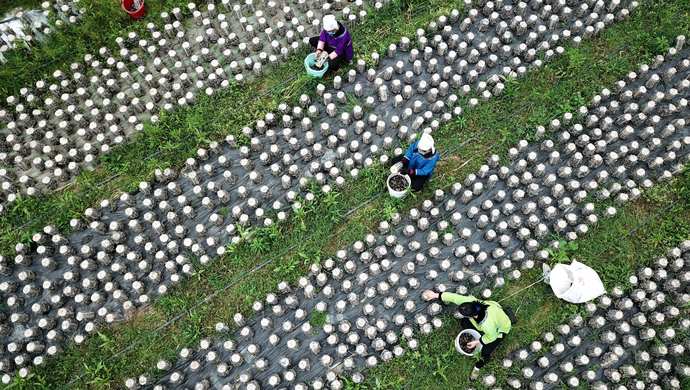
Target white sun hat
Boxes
[322,14,338,31]
[417,133,435,154]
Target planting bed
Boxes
[0,0,651,383]
[125,43,690,388]
[0,0,387,211]
[2,0,690,388]
[0,0,84,64]
[481,244,690,389]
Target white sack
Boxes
[548,260,606,303]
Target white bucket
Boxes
[455,329,482,356]
[386,173,410,198]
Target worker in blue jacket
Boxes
[390,133,440,192]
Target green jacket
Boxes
[441,292,512,344]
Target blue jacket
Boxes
[404,141,440,176]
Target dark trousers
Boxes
[459,318,503,369]
[390,155,430,192]
[308,36,346,72]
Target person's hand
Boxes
[315,48,323,56]
[408,169,415,177]
[467,340,481,349]
[390,162,403,174]
[422,290,439,301]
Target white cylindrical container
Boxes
[386,173,410,198]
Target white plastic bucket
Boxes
[386,173,410,198]
[455,329,482,356]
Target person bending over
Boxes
[423,289,512,379]
[308,14,353,73]
[390,133,440,192]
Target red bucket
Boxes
[121,0,145,20]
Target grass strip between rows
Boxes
[12,1,690,388]
[0,0,41,16]
[359,167,690,390]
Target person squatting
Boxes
[423,288,513,379]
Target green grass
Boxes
[358,168,690,390]
[0,0,445,98]
[11,2,464,388]
[3,0,690,257]
[0,0,460,256]
[12,1,690,388]
[309,310,328,328]
[0,0,41,15]
[0,0,206,97]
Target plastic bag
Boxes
[545,260,606,303]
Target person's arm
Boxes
[404,142,418,160]
[330,35,351,60]
[440,292,477,306]
[414,154,439,176]
[422,290,477,304]
[400,157,410,170]
[328,37,347,60]
[399,142,416,173]
[316,31,327,53]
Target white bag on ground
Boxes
[546,260,606,303]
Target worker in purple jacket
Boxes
[308,14,354,73]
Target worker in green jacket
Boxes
[423,289,512,378]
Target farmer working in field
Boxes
[308,14,354,73]
[389,133,440,192]
[423,289,513,379]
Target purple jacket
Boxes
[319,22,354,61]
